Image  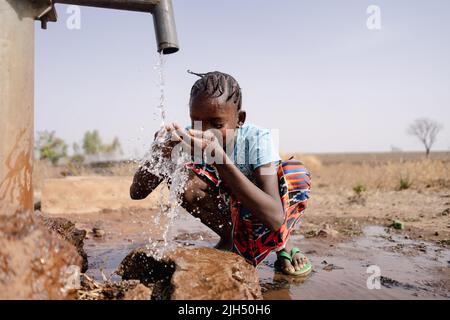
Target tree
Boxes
[407,118,443,157]
[36,131,68,165]
[82,130,103,155]
[103,137,122,154]
[82,130,122,157]
[70,142,85,165]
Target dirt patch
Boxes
[306,188,450,246]
[76,274,152,300]
[38,214,88,272]
[41,176,164,214]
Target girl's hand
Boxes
[151,123,183,159]
[171,125,230,165]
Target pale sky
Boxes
[35,0,450,158]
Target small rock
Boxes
[93,227,105,238]
[392,220,404,230]
[441,208,450,216]
[435,232,439,236]
[304,230,318,238]
[317,224,339,238]
[323,264,344,271]
[123,283,152,300]
[34,201,41,211]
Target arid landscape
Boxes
[2,0,449,305]
[29,151,450,299]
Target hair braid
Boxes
[188,70,242,110]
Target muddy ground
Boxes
[44,188,450,300]
[34,152,450,299]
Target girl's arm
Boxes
[130,127,175,199]
[215,158,285,231]
[170,124,284,230]
[130,162,162,199]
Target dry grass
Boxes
[284,152,450,192]
[318,159,449,191]
[34,152,450,194]
[280,153,323,174]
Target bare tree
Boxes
[407,118,443,157]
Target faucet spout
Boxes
[52,0,179,54]
[152,0,179,54]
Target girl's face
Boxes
[189,95,245,149]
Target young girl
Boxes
[130,71,312,276]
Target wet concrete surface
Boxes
[56,209,450,300]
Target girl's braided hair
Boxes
[188,70,242,110]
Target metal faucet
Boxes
[39,0,179,54]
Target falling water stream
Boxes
[142,52,189,259]
[155,52,166,127]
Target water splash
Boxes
[142,145,189,260]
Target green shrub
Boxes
[399,176,412,190]
[353,184,367,196]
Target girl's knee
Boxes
[181,173,211,206]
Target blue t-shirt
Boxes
[186,123,280,182]
[230,123,280,181]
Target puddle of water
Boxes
[85,244,132,282]
[259,226,450,300]
[75,210,449,300]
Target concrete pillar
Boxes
[0,1,36,214]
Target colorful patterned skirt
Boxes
[187,159,311,266]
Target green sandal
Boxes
[275,247,312,277]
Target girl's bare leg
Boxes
[180,171,233,250]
